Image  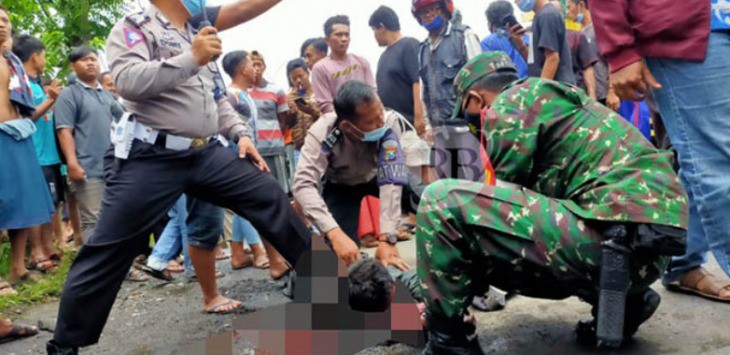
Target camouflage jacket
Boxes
[483,78,688,229]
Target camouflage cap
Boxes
[450,51,517,119]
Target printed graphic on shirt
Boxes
[332,63,362,80]
[711,0,730,30]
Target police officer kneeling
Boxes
[47,1,310,354]
[293,80,415,271]
[416,52,688,354]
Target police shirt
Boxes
[105,6,246,140]
[293,110,408,236]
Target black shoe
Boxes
[282,269,296,299]
[46,340,78,355]
[576,288,661,347]
[423,329,484,355]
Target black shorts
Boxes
[41,164,65,206]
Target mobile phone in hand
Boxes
[502,14,523,32]
[294,97,306,105]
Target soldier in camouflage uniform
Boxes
[416,52,688,354]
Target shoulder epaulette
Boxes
[125,11,151,29]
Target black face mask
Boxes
[464,111,482,135]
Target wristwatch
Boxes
[378,233,398,245]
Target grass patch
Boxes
[0,249,76,317]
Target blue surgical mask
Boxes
[576,12,584,23]
[423,15,446,32]
[182,0,206,17]
[517,0,536,12]
[358,125,390,142]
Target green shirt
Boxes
[484,78,687,229]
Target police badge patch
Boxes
[383,140,398,162]
[124,27,145,48]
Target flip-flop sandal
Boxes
[665,267,730,302]
[27,259,56,273]
[204,299,242,314]
[125,269,150,282]
[231,259,253,270]
[0,280,17,296]
[0,323,39,344]
[254,255,270,269]
[139,265,174,282]
[10,271,43,287]
[49,253,62,266]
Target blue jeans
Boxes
[147,195,225,274]
[232,215,262,246]
[646,31,730,280]
[148,195,191,272]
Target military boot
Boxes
[422,311,485,355]
[576,288,661,346]
[46,340,78,355]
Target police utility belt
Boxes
[112,112,227,160]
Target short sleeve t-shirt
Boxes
[54,82,117,178]
[376,37,420,123]
[581,24,609,100]
[248,80,288,156]
[29,80,61,166]
[530,3,576,85]
[567,30,599,92]
[312,53,376,113]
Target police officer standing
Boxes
[47,1,310,353]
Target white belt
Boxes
[112,113,226,160]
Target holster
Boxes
[596,224,686,348]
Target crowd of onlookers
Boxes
[2,0,730,346]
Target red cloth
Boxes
[590,0,710,73]
[358,195,381,239]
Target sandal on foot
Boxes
[10,271,43,287]
[125,269,149,282]
[139,265,174,282]
[231,259,253,270]
[28,259,56,273]
[204,299,242,314]
[0,323,39,344]
[664,267,730,302]
[0,280,17,297]
[167,260,185,273]
[254,255,270,269]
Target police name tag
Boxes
[113,112,135,160]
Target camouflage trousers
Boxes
[416,179,668,320]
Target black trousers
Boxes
[54,140,310,347]
[321,179,420,247]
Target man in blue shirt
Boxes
[13,34,65,268]
[481,1,529,78]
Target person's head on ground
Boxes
[249,50,266,86]
[348,258,394,313]
[567,0,590,25]
[323,15,350,58]
[12,34,46,76]
[300,37,327,70]
[514,0,547,13]
[451,51,519,119]
[223,50,255,87]
[286,58,311,93]
[0,6,11,50]
[486,1,515,33]
[369,6,401,48]
[98,72,118,97]
[412,0,453,34]
[68,46,100,84]
[334,80,387,143]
